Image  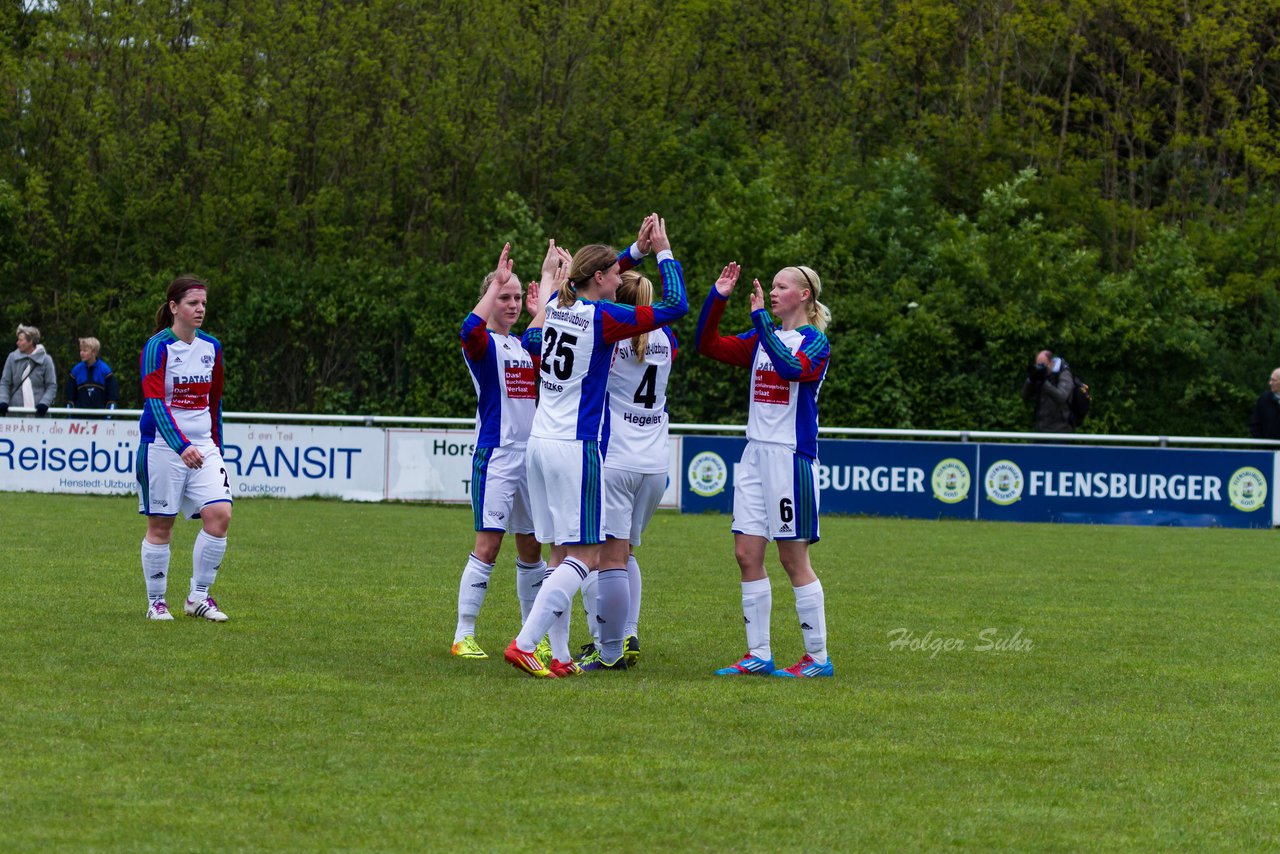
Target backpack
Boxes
[1069,373,1091,426]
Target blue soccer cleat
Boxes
[772,654,834,678]
[714,653,775,676]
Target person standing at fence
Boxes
[577,269,679,670]
[0,324,57,417]
[505,213,688,677]
[1249,368,1280,440]
[1022,350,1075,433]
[451,242,564,661]
[695,262,834,678]
[136,276,234,622]
[66,337,120,414]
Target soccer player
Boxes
[695,263,835,678]
[504,214,688,677]
[578,269,678,669]
[136,276,233,622]
[451,242,557,660]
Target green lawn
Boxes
[2,492,1278,850]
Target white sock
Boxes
[597,567,629,663]
[581,571,600,645]
[454,553,494,642]
[516,559,588,653]
[742,578,772,660]
[141,539,170,604]
[793,579,828,664]
[190,530,226,601]
[515,559,545,622]
[624,554,642,638]
[549,597,572,662]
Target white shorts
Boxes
[137,442,234,519]
[471,444,535,535]
[603,467,665,545]
[525,436,604,546]
[731,441,820,543]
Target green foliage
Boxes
[1,0,1278,435]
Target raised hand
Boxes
[750,278,766,313]
[713,262,741,297]
[525,279,540,316]
[636,213,657,255]
[492,242,514,289]
[650,216,671,255]
[540,239,562,280]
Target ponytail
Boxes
[616,271,654,361]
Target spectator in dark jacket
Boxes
[66,337,119,414]
[1021,349,1075,433]
[1249,368,1280,439]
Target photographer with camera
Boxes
[1021,349,1075,433]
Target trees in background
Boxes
[2,0,1277,436]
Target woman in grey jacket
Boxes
[0,324,58,416]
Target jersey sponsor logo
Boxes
[687,450,728,497]
[505,364,537,399]
[753,368,790,404]
[171,381,212,410]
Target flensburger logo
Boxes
[687,451,728,497]
[984,460,1024,505]
[1228,466,1267,512]
[931,458,971,504]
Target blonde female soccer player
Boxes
[577,269,678,669]
[450,243,552,659]
[695,263,834,678]
[505,214,688,676]
[136,276,233,622]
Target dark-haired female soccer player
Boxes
[136,276,233,622]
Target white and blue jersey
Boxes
[529,253,688,443]
[603,327,677,474]
[695,291,829,459]
[460,314,536,449]
[138,329,224,454]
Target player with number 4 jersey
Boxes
[578,270,678,669]
[696,262,835,679]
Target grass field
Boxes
[3,491,1279,851]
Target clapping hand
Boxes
[713,262,741,298]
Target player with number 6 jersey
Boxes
[696,262,835,678]
[505,214,688,677]
[136,276,234,623]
